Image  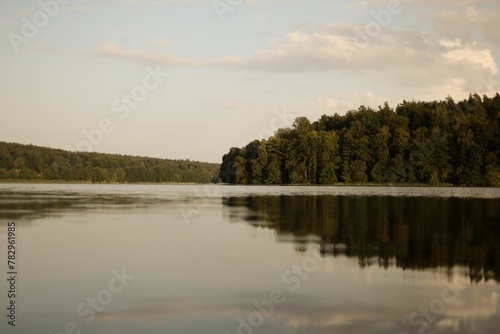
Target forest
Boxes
[0,142,219,183]
[220,93,500,186]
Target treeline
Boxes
[0,142,219,183]
[220,93,500,186]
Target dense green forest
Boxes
[220,93,500,186]
[0,142,219,183]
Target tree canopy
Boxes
[220,93,500,186]
[0,142,219,183]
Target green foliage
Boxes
[0,168,8,179]
[220,93,500,186]
[0,142,219,183]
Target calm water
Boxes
[0,184,499,334]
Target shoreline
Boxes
[0,179,205,185]
[0,179,496,188]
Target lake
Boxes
[0,184,499,334]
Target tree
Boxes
[251,142,268,184]
[293,117,313,134]
[340,120,371,183]
[220,147,242,184]
[317,131,340,183]
[0,141,219,183]
[13,157,26,170]
[234,156,250,184]
[0,168,9,179]
[370,125,390,182]
[220,94,499,186]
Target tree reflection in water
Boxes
[223,195,500,283]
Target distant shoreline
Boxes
[1,179,496,187]
[0,179,205,185]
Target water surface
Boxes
[0,184,499,334]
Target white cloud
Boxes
[89,284,499,334]
[94,0,500,105]
[344,0,410,10]
[93,43,205,67]
[63,6,96,12]
[413,0,496,5]
[108,29,129,35]
[16,8,37,18]
[123,0,204,5]
[94,23,499,98]
[443,45,498,74]
[151,38,171,46]
[421,4,500,44]
[14,4,95,17]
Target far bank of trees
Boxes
[0,142,219,183]
[220,93,500,186]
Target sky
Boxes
[0,0,499,163]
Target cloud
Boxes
[37,46,57,53]
[123,0,204,5]
[93,43,205,67]
[89,286,499,334]
[151,38,171,46]
[121,0,261,4]
[15,5,96,17]
[412,0,496,5]
[443,45,498,74]
[344,0,410,10]
[93,20,499,98]
[394,0,500,45]
[108,29,129,35]
[345,0,500,62]
[63,6,96,12]
[428,6,500,44]
[91,295,400,332]
[16,8,37,18]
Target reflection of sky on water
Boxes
[0,184,498,334]
[54,256,498,334]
